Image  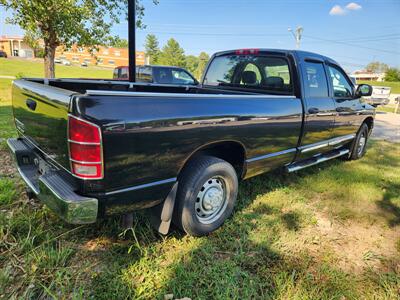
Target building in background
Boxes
[55,45,146,67]
[0,35,35,58]
[352,70,385,82]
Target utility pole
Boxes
[128,0,136,82]
[288,26,303,49]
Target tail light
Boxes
[68,115,103,179]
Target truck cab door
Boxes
[326,64,363,142]
[297,59,336,160]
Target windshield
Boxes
[203,54,292,94]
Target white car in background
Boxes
[61,59,71,66]
[364,86,391,107]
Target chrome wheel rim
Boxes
[195,176,227,224]
[357,133,366,155]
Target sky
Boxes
[1,0,399,72]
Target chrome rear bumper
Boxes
[7,138,98,224]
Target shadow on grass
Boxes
[377,183,400,227]
[86,166,362,299]
[87,196,354,299]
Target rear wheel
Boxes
[348,123,369,160]
[174,156,238,236]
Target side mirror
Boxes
[355,84,372,97]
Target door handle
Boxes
[308,107,320,114]
[26,98,37,111]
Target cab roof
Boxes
[213,48,340,66]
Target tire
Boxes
[174,156,238,236]
[348,123,369,160]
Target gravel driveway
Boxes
[371,112,400,143]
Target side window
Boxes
[303,62,329,98]
[139,66,152,82]
[328,66,353,98]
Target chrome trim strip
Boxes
[68,139,101,146]
[86,90,296,99]
[246,148,297,163]
[287,149,349,172]
[301,142,329,153]
[328,134,356,146]
[300,134,355,153]
[105,177,177,196]
[70,158,102,165]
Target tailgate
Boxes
[12,79,75,170]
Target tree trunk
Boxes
[44,44,56,78]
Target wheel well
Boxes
[363,117,374,132]
[180,142,247,179]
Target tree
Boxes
[185,55,199,74]
[108,36,129,48]
[384,68,400,82]
[144,34,160,64]
[158,38,186,68]
[195,52,210,80]
[366,61,389,73]
[1,0,158,78]
[23,31,44,58]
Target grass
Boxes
[0,79,13,104]
[0,57,112,79]
[0,60,399,299]
[0,57,112,109]
[358,80,400,94]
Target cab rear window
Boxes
[203,55,292,94]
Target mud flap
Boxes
[148,181,178,235]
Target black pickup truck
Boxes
[8,49,374,236]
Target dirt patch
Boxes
[288,212,400,274]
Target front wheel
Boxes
[348,123,369,160]
[174,156,238,236]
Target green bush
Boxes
[384,68,400,82]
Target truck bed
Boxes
[25,78,259,95]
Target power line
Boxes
[143,30,286,37]
[303,37,400,45]
[339,33,400,42]
[302,34,400,55]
